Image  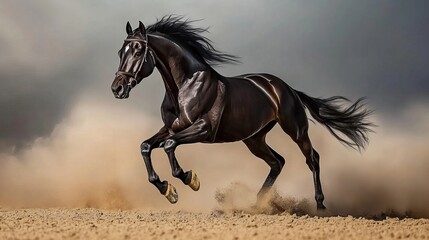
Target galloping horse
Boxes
[111,16,373,209]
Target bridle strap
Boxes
[115,71,134,78]
[124,38,147,43]
[115,36,155,86]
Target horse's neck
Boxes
[148,34,209,102]
[148,35,180,105]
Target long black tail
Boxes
[294,90,375,151]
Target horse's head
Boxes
[112,21,156,99]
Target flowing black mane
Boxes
[146,15,240,66]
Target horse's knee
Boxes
[164,139,177,153]
[195,119,210,130]
[141,142,151,156]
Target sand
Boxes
[0,208,428,240]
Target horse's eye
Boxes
[135,52,142,57]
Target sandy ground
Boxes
[0,209,428,240]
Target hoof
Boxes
[164,183,178,204]
[188,171,200,191]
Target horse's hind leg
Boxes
[243,122,285,199]
[296,133,326,209]
[277,97,326,209]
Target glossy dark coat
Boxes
[111,17,374,209]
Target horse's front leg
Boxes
[140,126,172,198]
[162,118,212,203]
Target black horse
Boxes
[111,16,373,209]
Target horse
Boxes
[111,16,374,210]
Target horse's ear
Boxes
[139,21,146,36]
[126,21,133,35]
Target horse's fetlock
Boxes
[316,193,325,202]
[172,169,183,178]
[148,175,159,184]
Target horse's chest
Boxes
[162,72,226,138]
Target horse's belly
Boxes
[212,80,277,142]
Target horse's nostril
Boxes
[113,85,120,93]
[112,84,124,97]
[117,85,123,94]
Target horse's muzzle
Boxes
[113,86,130,99]
[111,76,131,99]
[111,83,128,98]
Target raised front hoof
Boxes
[187,171,200,191]
[164,183,179,204]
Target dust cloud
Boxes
[214,182,313,216]
[0,97,428,218]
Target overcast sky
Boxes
[1,0,428,149]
